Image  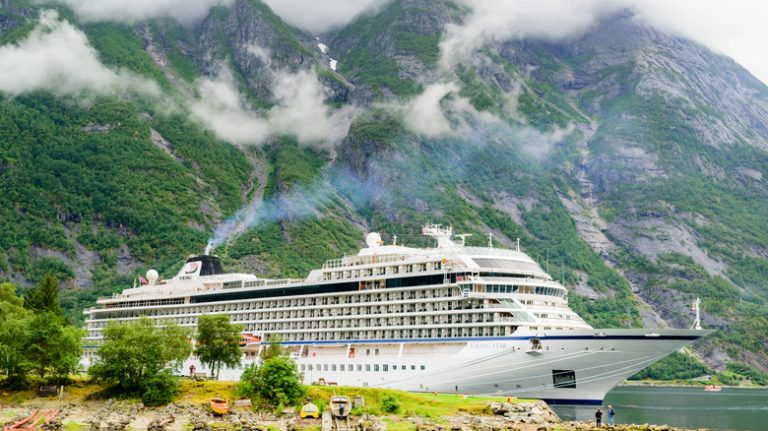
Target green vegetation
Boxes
[333,2,462,96]
[238,357,306,409]
[88,317,192,406]
[0,279,83,388]
[84,23,169,89]
[629,352,711,381]
[306,387,511,418]
[724,362,768,386]
[381,395,401,413]
[195,314,243,380]
[148,18,200,83]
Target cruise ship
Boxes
[83,225,711,404]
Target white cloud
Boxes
[190,68,272,145]
[629,0,768,84]
[262,0,389,34]
[58,0,234,24]
[245,43,272,67]
[190,66,358,147]
[269,70,359,144]
[441,0,622,69]
[0,10,160,97]
[443,0,768,84]
[402,82,459,137]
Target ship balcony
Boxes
[323,254,407,269]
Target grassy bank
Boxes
[1,378,521,415]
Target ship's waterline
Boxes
[82,225,711,403]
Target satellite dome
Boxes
[366,232,382,248]
[146,269,159,284]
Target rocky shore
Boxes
[0,399,707,431]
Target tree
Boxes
[89,317,191,403]
[24,312,83,383]
[195,314,242,380]
[0,283,31,387]
[24,274,64,317]
[238,356,306,408]
[261,333,286,360]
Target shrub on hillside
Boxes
[238,356,305,408]
[381,395,400,413]
[141,369,179,406]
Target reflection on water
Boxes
[549,386,768,431]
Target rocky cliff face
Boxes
[1,0,767,371]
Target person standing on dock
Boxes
[595,408,603,427]
[607,405,615,426]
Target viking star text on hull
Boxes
[82,225,712,404]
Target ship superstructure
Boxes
[83,225,710,404]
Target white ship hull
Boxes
[84,227,713,405]
[191,329,708,404]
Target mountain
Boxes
[1,0,767,375]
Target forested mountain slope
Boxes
[0,0,766,374]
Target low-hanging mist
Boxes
[57,0,235,24]
[0,10,161,98]
[190,64,359,148]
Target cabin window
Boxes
[552,370,576,388]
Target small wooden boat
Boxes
[210,397,229,415]
[704,385,722,392]
[300,402,320,419]
[329,396,351,418]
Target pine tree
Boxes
[25,273,64,317]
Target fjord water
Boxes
[550,386,768,430]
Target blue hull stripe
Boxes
[542,398,603,406]
[275,334,701,346]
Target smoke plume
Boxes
[206,177,337,253]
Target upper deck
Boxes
[93,225,558,309]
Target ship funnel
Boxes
[178,255,224,277]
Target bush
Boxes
[237,363,259,399]
[89,317,191,405]
[141,369,179,407]
[238,356,306,408]
[381,395,400,413]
